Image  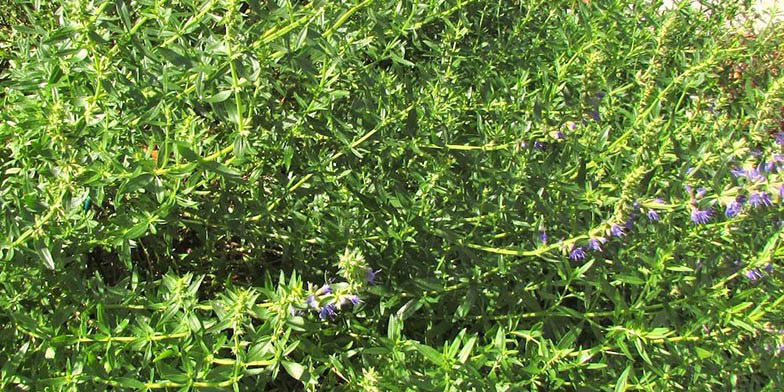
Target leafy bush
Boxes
[1,0,784,390]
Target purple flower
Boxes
[632,201,641,210]
[766,161,777,172]
[749,192,772,208]
[731,167,746,178]
[319,304,337,320]
[744,268,763,282]
[690,209,712,224]
[569,247,586,261]
[366,268,380,284]
[764,263,774,274]
[339,295,362,307]
[647,209,659,221]
[555,131,565,140]
[539,231,548,244]
[306,295,318,309]
[725,201,742,218]
[732,167,764,181]
[319,284,332,295]
[777,132,784,146]
[590,110,600,122]
[534,141,545,150]
[684,184,693,193]
[779,185,784,199]
[696,187,707,198]
[595,91,606,100]
[567,121,577,130]
[611,224,625,237]
[624,217,635,230]
[748,167,764,181]
[588,237,606,252]
[654,198,666,205]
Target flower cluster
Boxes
[296,249,379,321]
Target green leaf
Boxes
[614,363,632,392]
[281,360,305,380]
[158,48,194,68]
[413,343,444,366]
[205,90,232,103]
[36,244,55,270]
[458,335,477,363]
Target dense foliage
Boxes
[1,0,784,390]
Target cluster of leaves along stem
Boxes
[1,0,784,390]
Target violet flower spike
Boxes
[588,238,605,252]
[646,209,659,221]
[725,201,742,218]
[366,268,381,284]
[569,247,586,261]
[539,231,548,244]
[696,187,707,198]
[730,167,746,178]
[764,263,774,274]
[690,209,711,224]
[749,192,772,208]
[306,295,318,309]
[611,224,625,237]
[779,184,784,199]
[744,268,763,282]
[319,304,337,320]
[777,132,784,146]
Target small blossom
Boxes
[588,237,606,252]
[745,268,763,282]
[611,224,625,237]
[777,132,784,146]
[366,268,381,284]
[319,304,337,320]
[686,167,695,176]
[748,167,764,181]
[569,247,586,261]
[654,198,666,205]
[684,184,693,193]
[632,201,641,210]
[766,161,777,172]
[690,209,712,224]
[624,217,635,230]
[764,263,774,274]
[696,187,707,198]
[749,192,772,208]
[731,167,746,178]
[725,201,742,218]
[539,231,548,244]
[306,295,318,309]
[779,185,784,199]
[319,284,332,295]
[596,91,606,100]
[534,141,545,149]
[567,121,577,130]
[590,110,600,122]
[647,209,659,221]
